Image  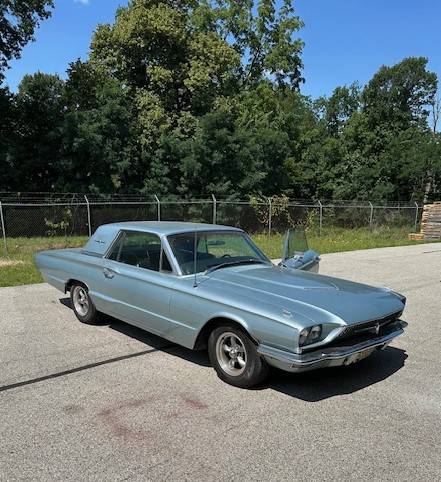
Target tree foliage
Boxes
[0,1,440,202]
[0,0,54,81]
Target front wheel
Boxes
[208,325,269,388]
[70,283,100,324]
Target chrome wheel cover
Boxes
[72,286,89,317]
[215,331,247,376]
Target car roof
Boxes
[82,222,244,256]
[100,221,243,236]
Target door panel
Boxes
[96,230,177,335]
[101,260,176,335]
[280,227,320,272]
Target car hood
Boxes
[205,264,405,326]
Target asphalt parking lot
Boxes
[1,243,441,481]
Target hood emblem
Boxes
[282,309,293,318]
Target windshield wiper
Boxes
[205,259,266,274]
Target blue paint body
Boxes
[35,221,407,372]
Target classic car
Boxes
[35,221,407,388]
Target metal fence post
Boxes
[317,200,323,236]
[0,201,8,256]
[154,195,161,221]
[211,194,217,224]
[369,201,374,230]
[267,197,272,236]
[84,195,92,237]
[414,201,419,232]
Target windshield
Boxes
[167,231,270,275]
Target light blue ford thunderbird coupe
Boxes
[35,221,407,388]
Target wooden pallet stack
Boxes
[409,202,441,240]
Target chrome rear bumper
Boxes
[258,320,407,373]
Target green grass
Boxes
[0,236,87,287]
[0,226,437,287]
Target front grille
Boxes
[335,310,402,342]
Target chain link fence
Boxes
[0,193,423,256]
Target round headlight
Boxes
[299,325,323,346]
[309,325,322,341]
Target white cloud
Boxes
[74,0,90,5]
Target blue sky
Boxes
[4,0,441,99]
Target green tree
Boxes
[0,86,15,185]
[323,58,439,201]
[0,0,54,82]
[10,72,65,191]
[193,0,304,89]
[4,2,440,205]
[362,57,437,130]
[316,83,360,136]
[64,59,105,111]
[62,72,139,193]
[166,98,267,197]
[87,0,304,196]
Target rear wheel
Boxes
[70,284,99,324]
[208,324,269,388]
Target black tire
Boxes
[70,283,100,324]
[208,324,269,388]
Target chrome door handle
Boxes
[103,267,116,279]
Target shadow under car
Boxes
[60,297,408,401]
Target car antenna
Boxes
[193,227,198,288]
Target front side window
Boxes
[167,231,269,275]
[107,231,172,273]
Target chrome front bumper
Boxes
[258,321,407,373]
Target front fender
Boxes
[201,310,254,338]
[169,279,304,353]
[196,309,298,354]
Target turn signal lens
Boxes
[299,328,309,345]
[299,325,322,346]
